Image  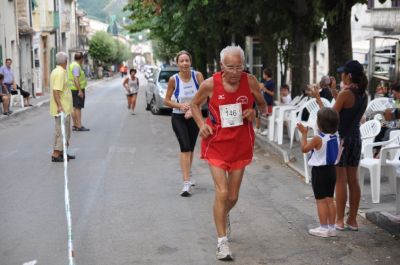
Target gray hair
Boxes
[55,52,68,65]
[220,45,245,64]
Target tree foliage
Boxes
[124,0,385,95]
[88,31,130,65]
[113,39,131,64]
[124,0,258,75]
[89,31,116,64]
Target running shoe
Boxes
[226,214,231,240]
[180,181,191,197]
[308,226,329,238]
[189,179,196,186]
[328,227,337,237]
[216,239,233,260]
[188,170,195,186]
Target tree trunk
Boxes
[326,7,353,77]
[260,35,278,82]
[193,46,207,78]
[291,16,310,96]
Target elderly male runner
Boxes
[191,45,266,260]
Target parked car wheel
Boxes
[146,102,150,111]
[150,96,160,115]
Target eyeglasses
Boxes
[222,63,244,72]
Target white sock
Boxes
[218,236,228,244]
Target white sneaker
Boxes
[189,179,196,186]
[308,226,329,238]
[216,239,233,260]
[226,214,231,240]
[180,182,191,197]
[260,129,268,136]
[328,227,337,237]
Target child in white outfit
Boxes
[297,107,340,237]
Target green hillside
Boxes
[78,0,128,21]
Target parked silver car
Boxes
[145,66,208,115]
[145,67,179,114]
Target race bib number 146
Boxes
[219,103,243,128]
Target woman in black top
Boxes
[315,60,368,231]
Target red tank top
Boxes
[201,72,255,162]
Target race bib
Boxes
[219,103,243,128]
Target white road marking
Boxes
[23,260,37,265]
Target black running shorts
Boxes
[171,113,199,152]
[311,165,336,200]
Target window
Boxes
[392,0,400,7]
[32,0,38,11]
[368,0,374,9]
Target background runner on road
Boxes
[164,50,204,197]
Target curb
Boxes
[366,211,400,237]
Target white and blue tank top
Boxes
[172,70,199,114]
[308,132,340,166]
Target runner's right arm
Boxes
[164,76,189,111]
[249,75,266,117]
[122,77,130,93]
[191,77,214,138]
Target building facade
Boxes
[0,0,20,84]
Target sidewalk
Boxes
[0,77,112,121]
[255,116,400,237]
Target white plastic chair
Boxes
[359,134,400,203]
[302,142,312,184]
[268,96,301,141]
[10,90,24,108]
[273,96,309,144]
[364,97,392,119]
[396,166,400,214]
[289,98,331,149]
[267,95,302,142]
[289,95,301,106]
[360,119,381,155]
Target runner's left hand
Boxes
[184,109,193,119]
[243,108,256,122]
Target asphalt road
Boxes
[0,74,399,265]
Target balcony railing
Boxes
[61,11,71,32]
[78,34,89,48]
[369,8,400,32]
